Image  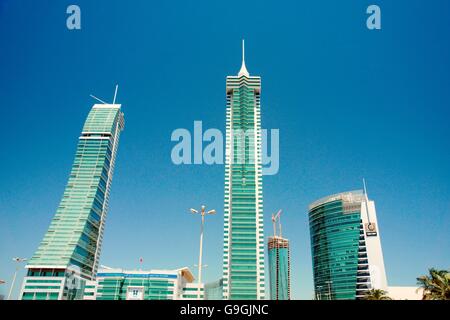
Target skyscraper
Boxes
[20,102,124,300]
[267,211,290,300]
[308,188,388,300]
[222,41,265,300]
[268,237,291,300]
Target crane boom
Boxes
[272,210,282,237]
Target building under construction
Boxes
[268,210,291,300]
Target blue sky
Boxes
[0,0,449,300]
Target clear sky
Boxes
[0,0,449,300]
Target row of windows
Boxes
[22,292,59,300]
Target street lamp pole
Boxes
[190,205,216,299]
[8,257,27,300]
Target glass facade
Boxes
[181,285,205,300]
[268,237,290,300]
[92,269,202,300]
[308,191,374,300]
[223,60,265,300]
[97,277,176,300]
[204,278,224,300]
[20,103,124,300]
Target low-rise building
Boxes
[83,267,203,300]
[180,282,205,300]
[204,278,224,300]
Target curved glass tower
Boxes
[308,190,388,300]
[222,41,265,300]
[20,103,124,300]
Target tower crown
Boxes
[238,39,250,77]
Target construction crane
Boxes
[272,209,283,238]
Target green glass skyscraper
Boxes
[222,41,265,300]
[20,102,124,300]
[268,237,290,300]
[308,189,388,300]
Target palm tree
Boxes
[363,289,392,300]
[417,268,450,300]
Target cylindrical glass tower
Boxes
[308,190,388,300]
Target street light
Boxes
[325,280,333,300]
[8,257,27,300]
[189,205,216,299]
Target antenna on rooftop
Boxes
[113,84,119,104]
[89,94,108,104]
[90,84,119,105]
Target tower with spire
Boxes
[222,40,265,300]
[238,40,249,77]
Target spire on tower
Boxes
[362,178,372,223]
[363,178,369,199]
[238,39,250,77]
